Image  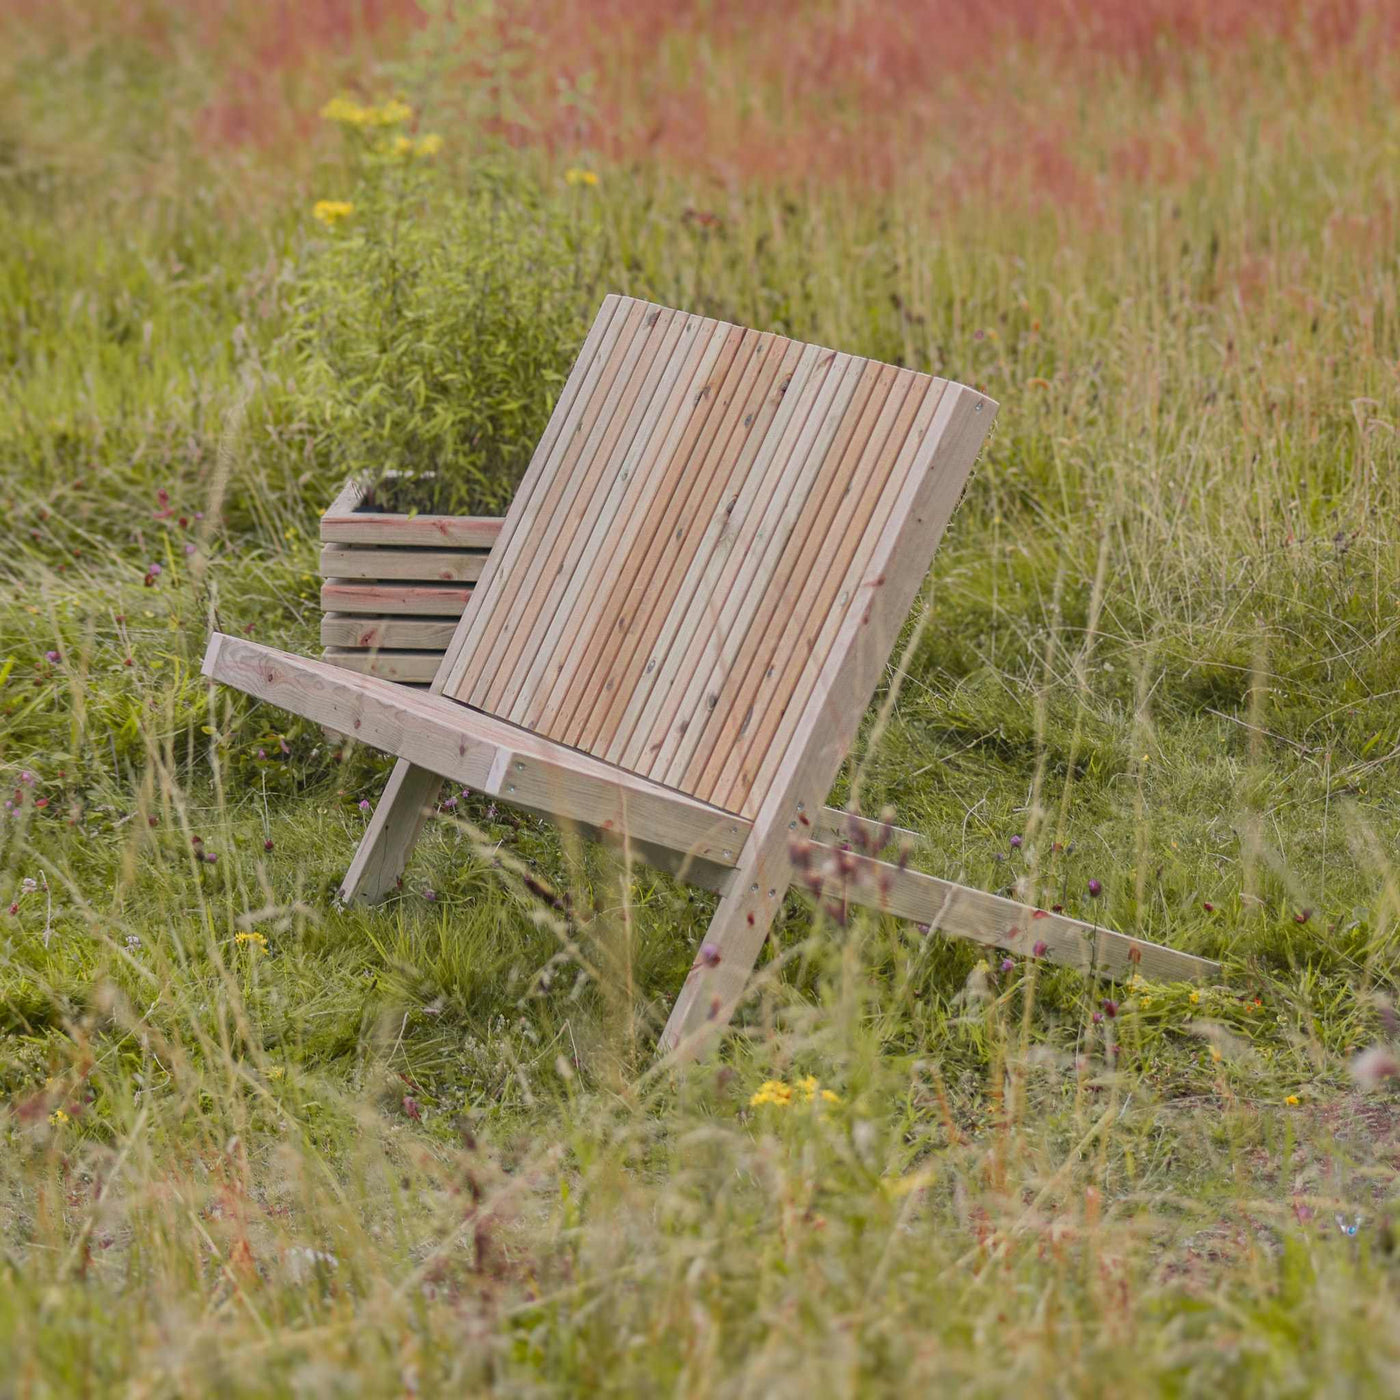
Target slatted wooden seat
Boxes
[203,295,1219,1061]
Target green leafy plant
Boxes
[289,97,597,514]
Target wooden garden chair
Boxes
[202,295,1218,1061]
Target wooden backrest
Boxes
[440,295,992,819]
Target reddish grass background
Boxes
[6,0,1399,203]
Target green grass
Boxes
[3,6,1400,1394]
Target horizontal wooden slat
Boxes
[319,614,462,650]
[321,510,503,549]
[320,582,474,616]
[322,649,442,683]
[320,545,489,583]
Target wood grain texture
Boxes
[320,582,475,617]
[319,615,461,650]
[322,648,442,683]
[319,545,489,583]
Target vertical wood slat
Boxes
[677,359,901,799]
[518,312,718,734]
[701,368,924,809]
[439,294,626,698]
[644,350,862,789]
[586,331,791,759]
[545,320,750,747]
[472,297,654,713]
[499,308,690,721]
[612,340,834,778]
[485,304,680,717]
[518,314,737,738]
[594,336,808,764]
[731,377,951,815]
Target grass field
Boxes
[4,2,1400,1393]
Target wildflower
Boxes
[1294,909,1312,925]
[1209,1046,1222,1063]
[1202,901,1214,912]
[19,772,34,786]
[234,930,268,952]
[1000,957,1015,973]
[44,650,60,663]
[264,839,274,852]
[1285,1094,1300,1106]
[21,878,37,894]
[1032,939,1048,958]
[749,1079,793,1107]
[313,200,355,227]
[1009,835,1022,849]
[1139,995,1151,1009]
[267,1066,284,1080]
[402,1095,422,1121]
[1189,989,1200,1004]
[414,133,443,157]
[565,167,599,187]
[1087,879,1103,898]
[48,1108,68,1127]
[358,798,372,812]
[1092,1011,1103,1025]
[321,96,412,128]
[183,543,196,556]
[125,934,141,950]
[1100,998,1118,1019]
[147,563,162,577]
[423,888,437,901]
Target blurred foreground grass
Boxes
[3,4,1400,1393]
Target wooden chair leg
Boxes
[339,759,443,904]
[657,821,791,1063]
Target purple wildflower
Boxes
[1087,879,1103,898]
[1033,939,1048,958]
[358,798,371,812]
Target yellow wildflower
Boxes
[749,1079,792,1108]
[313,200,355,227]
[1285,1094,1300,1106]
[321,95,369,125]
[1189,989,1200,1004]
[267,1066,285,1081]
[1139,995,1151,1009]
[321,95,413,129]
[415,133,443,157]
[235,930,269,952]
[565,167,599,187]
[820,1088,841,1104]
[48,1109,68,1126]
[1209,1046,1222,1063]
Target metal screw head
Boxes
[795,801,805,812]
[750,883,759,894]
[722,849,732,860]
[507,784,516,794]
[767,888,776,898]
[514,761,524,772]
[788,820,796,829]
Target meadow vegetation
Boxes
[3,2,1400,1393]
